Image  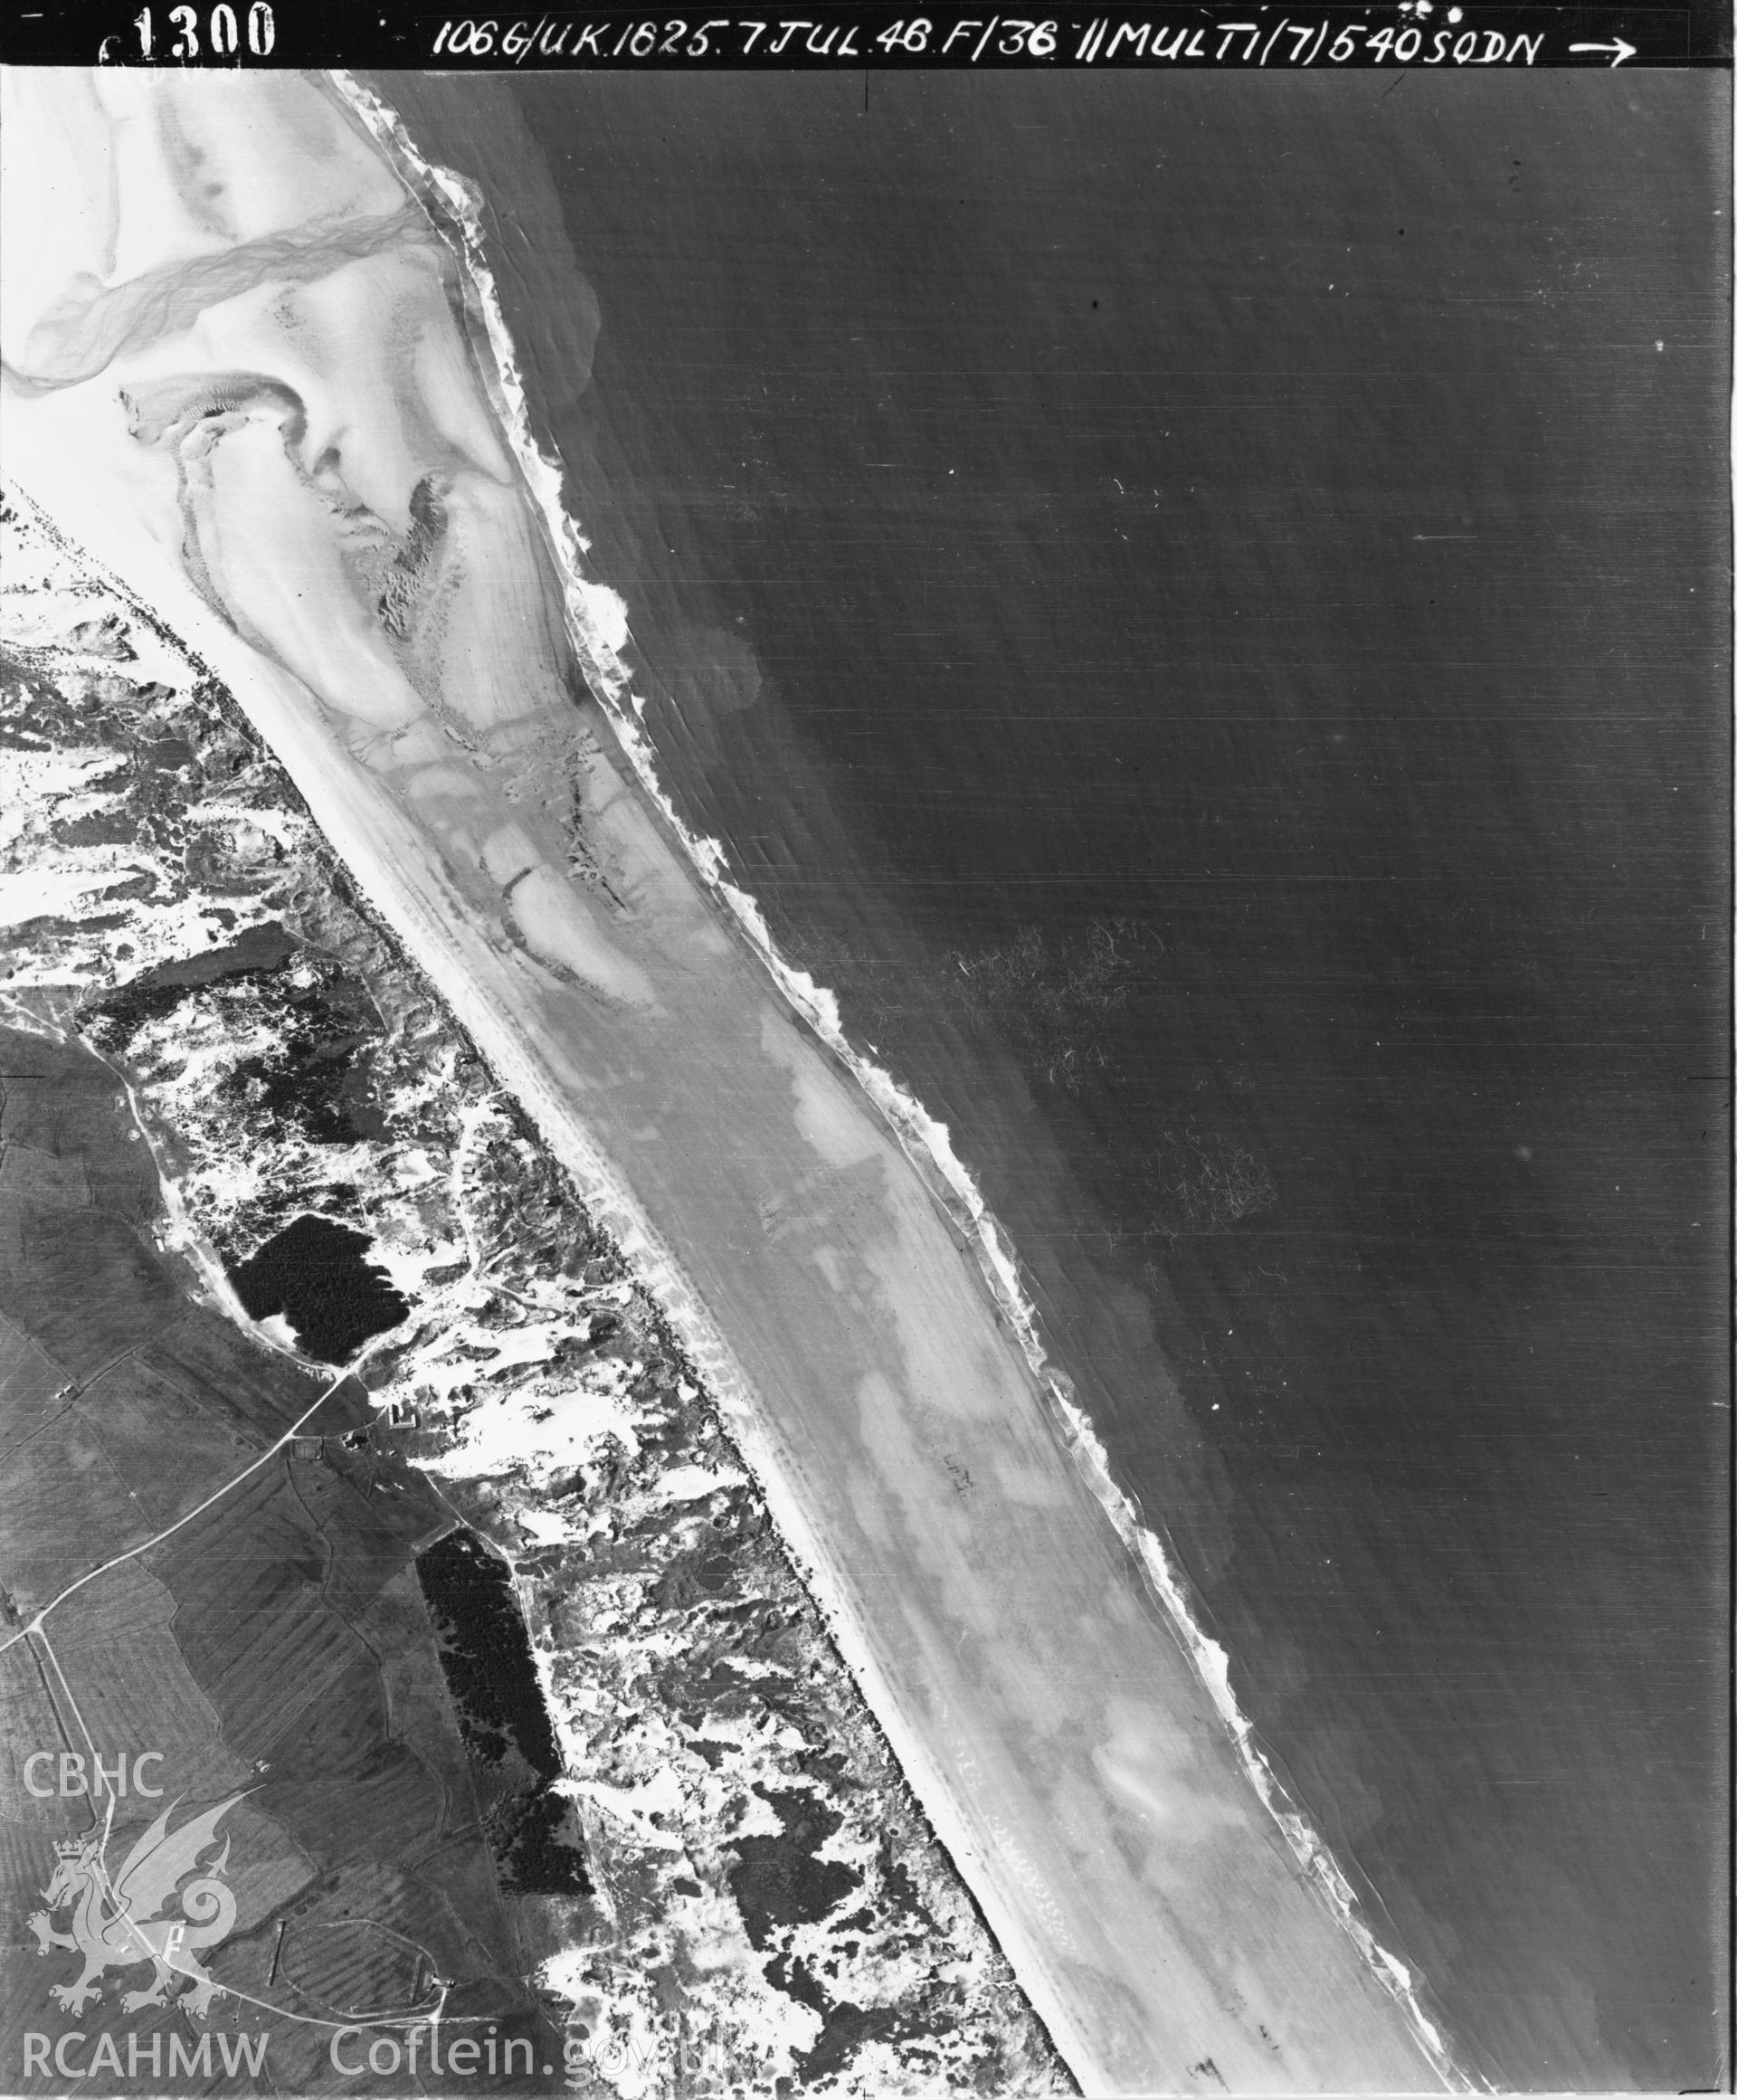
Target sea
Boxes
[379,71,1729,2090]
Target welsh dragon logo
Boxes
[28,1795,242,2019]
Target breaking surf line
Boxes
[333,70,1473,2094]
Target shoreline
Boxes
[335,71,1464,2091]
[3,71,1463,2095]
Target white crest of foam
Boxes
[332,71,1473,2093]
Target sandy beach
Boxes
[1,71,1459,2095]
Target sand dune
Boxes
[1,70,1457,2095]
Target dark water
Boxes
[383,73,1729,2088]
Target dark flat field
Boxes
[0,1025,561,2095]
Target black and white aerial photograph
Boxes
[0,19,1728,2099]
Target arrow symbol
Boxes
[1568,35,1637,62]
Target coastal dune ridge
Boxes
[2,67,1466,2095]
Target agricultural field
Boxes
[0,1015,550,2091]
